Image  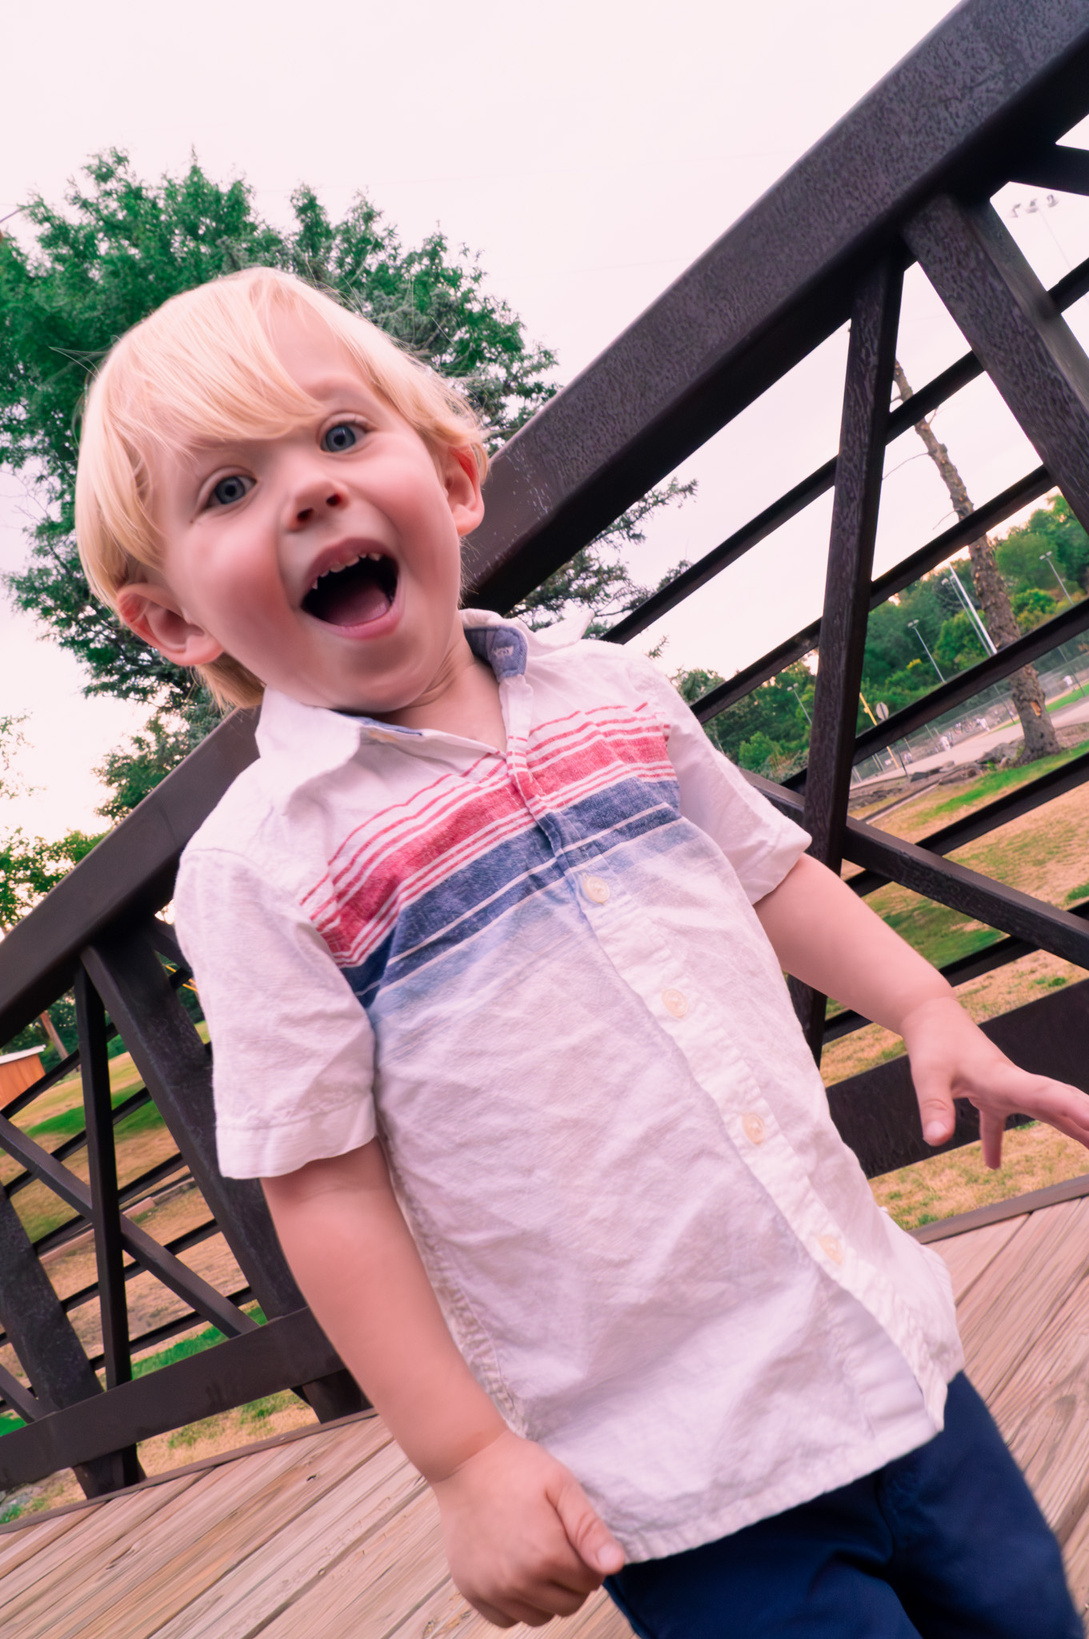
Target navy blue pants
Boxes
[605,1376,1081,1638]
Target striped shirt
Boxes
[175,610,961,1559]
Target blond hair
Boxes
[75,267,489,708]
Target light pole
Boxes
[944,570,996,655]
[1040,551,1074,607]
[908,620,945,682]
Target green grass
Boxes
[1067,881,1089,905]
[924,748,1085,824]
[25,1093,165,1146]
[1046,686,1089,716]
[881,900,1000,972]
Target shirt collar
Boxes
[254,609,537,792]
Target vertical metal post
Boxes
[75,965,142,1488]
[793,258,903,1060]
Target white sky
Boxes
[3,0,1089,838]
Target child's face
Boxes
[120,311,484,716]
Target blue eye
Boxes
[209,474,253,507]
[322,423,359,453]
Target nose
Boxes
[285,460,346,528]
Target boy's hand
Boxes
[901,995,1089,1170]
[431,1428,625,1628]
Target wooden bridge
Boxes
[6,1187,1089,1635]
[3,0,1089,1629]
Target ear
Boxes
[441,446,486,537]
[117,579,225,668]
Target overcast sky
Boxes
[3,0,1089,839]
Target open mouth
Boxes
[302,553,399,627]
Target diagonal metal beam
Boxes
[0,1107,256,1339]
[464,4,1089,612]
[606,249,1089,651]
[751,771,1089,974]
[687,467,1052,724]
[82,928,365,1424]
[904,193,1089,534]
[1008,143,1089,195]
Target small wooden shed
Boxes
[0,1044,45,1103]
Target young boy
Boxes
[76,268,1088,1637]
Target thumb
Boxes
[553,1475,626,1577]
[911,1064,956,1148]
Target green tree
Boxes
[997,495,1089,598]
[2,152,691,819]
[893,362,1059,761]
[675,663,812,776]
[94,691,222,822]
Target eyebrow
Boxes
[292,374,375,401]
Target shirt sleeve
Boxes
[623,652,812,902]
[173,842,378,1179]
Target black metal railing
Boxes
[3,0,1089,1495]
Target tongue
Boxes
[323,579,391,627]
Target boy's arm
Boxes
[754,852,1089,1168]
[261,1141,623,1626]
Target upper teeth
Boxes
[309,552,383,591]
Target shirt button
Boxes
[742,1113,766,1145]
[818,1234,845,1265]
[582,875,610,904]
[661,988,688,1019]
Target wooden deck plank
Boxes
[14,1429,382,1639]
[0,1504,88,1577]
[984,1268,1089,1545]
[67,1418,394,1639]
[950,1196,1089,1400]
[0,1473,202,1627]
[929,1214,1027,1305]
[8,1194,1089,1638]
[149,1434,426,1639]
[257,1481,447,1639]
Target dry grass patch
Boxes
[821,949,1088,1086]
[823,754,1089,1086]
[871,1121,1089,1231]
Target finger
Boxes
[979,1108,1005,1171]
[468,1590,560,1629]
[552,1474,626,1578]
[911,1067,957,1148]
[467,1596,517,1628]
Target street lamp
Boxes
[943,571,996,655]
[1040,551,1074,607]
[908,620,946,682]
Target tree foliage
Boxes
[0,151,563,710]
[676,493,1087,780]
[1,152,693,821]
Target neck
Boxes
[378,632,506,751]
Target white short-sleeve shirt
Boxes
[174,611,962,1560]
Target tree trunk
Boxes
[39,1008,68,1059]
[893,362,1060,761]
